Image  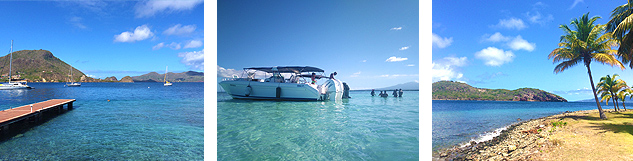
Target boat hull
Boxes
[0,83,32,90]
[219,80,321,101]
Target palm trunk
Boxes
[611,94,618,112]
[587,65,607,119]
[623,101,627,111]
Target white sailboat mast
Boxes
[164,66,168,83]
[8,40,12,83]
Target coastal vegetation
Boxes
[549,13,623,119]
[432,81,567,102]
[597,74,628,111]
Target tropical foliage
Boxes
[617,88,633,111]
[607,0,633,68]
[549,12,625,119]
[597,74,628,112]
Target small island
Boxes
[433,80,567,102]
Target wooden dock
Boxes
[0,99,75,140]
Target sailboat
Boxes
[164,66,172,86]
[66,65,81,87]
[0,40,32,90]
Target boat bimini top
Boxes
[244,66,324,74]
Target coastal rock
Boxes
[120,76,134,82]
[104,76,118,82]
[508,145,517,151]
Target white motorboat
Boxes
[0,40,32,90]
[164,66,172,86]
[219,66,348,101]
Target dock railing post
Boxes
[30,105,33,112]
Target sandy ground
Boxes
[436,108,633,160]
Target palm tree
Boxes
[617,88,633,111]
[597,74,627,112]
[549,13,625,119]
[607,0,633,67]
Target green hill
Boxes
[0,49,84,82]
[432,80,567,102]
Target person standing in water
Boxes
[371,89,375,96]
[398,89,403,97]
[393,89,398,97]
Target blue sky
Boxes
[0,0,203,79]
[217,0,419,90]
[432,0,633,101]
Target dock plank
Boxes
[0,99,75,125]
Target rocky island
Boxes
[433,81,567,102]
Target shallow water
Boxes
[432,100,609,152]
[218,90,419,160]
[0,82,203,160]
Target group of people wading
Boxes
[370,89,403,97]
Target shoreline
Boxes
[433,109,613,160]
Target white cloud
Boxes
[475,47,515,66]
[508,36,535,51]
[361,60,367,62]
[135,0,203,18]
[114,25,154,43]
[483,32,510,42]
[163,24,196,36]
[399,46,410,50]
[184,40,203,49]
[390,27,402,30]
[178,49,203,70]
[218,65,244,78]
[168,42,181,50]
[380,74,390,77]
[569,0,584,10]
[386,56,408,62]
[432,56,467,82]
[350,71,361,77]
[526,11,554,25]
[152,42,165,50]
[407,64,415,66]
[482,33,536,52]
[494,18,527,30]
[69,16,86,29]
[432,33,453,48]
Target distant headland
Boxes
[0,49,203,83]
[433,80,567,102]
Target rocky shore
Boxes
[433,109,609,160]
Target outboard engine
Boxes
[319,79,344,101]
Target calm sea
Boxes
[0,82,203,160]
[432,100,610,152]
[218,90,419,160]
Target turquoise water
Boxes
[0,82,203,160]
[218,91,419,160]
[432,100,609,152]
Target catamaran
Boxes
[66,65,81,87]
[0,40,32,90]
[219,66,349,101]
[164,66,172,86]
